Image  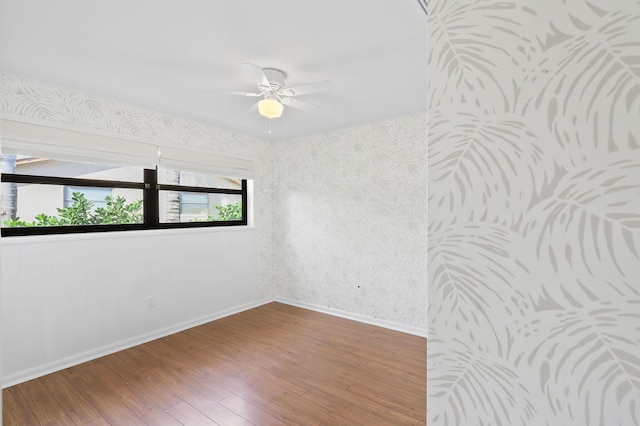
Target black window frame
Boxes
[1,168,248,237]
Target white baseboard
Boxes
[1,298,271,388]
[2,297,425,388]
[274,297,428,338]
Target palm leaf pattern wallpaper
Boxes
[428,1,640,425]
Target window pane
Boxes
[157,169,241,190]
[0,154,143,182]
[1,182,143,227]
[159,191,242,223]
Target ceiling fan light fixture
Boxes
[258,98,284,119]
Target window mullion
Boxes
[144,168,159,228]
[241,180,248,226]
[0,173,145,189]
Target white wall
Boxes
[428,1,640,424]
[1,227,256,386]
[0,73,268,386]
[268,114,427,332]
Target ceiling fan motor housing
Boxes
[262,68,286,92]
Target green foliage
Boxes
[2,218,36,227]
[4,194,239,227]
[3,192,143,227]
[213,202,242,221]
[94,196,144,224]
[56,191,95,225]
[34,213,62,226]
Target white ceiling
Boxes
[0,1,427,139]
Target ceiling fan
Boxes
[229,63,332,120]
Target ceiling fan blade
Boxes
[282,80,333,97]
[247,101,259,113]
[241,63,270,89]
[282,97,317,112]
[223,91,262,97]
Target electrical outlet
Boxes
[147,296,156,309]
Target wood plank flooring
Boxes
[3,302,426,425]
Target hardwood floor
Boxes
[3,302,426,425]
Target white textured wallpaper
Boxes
[428,1,640,425]
[268,116,428,330]
[0,75,259,157]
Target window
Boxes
[155,168,245,223]
[0,155,247,236]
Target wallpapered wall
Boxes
[428,1,640,425]
[268,115,428,330]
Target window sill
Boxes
[0,225,255,246]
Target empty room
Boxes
[2,0,640,425]
[0,1,427,425]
